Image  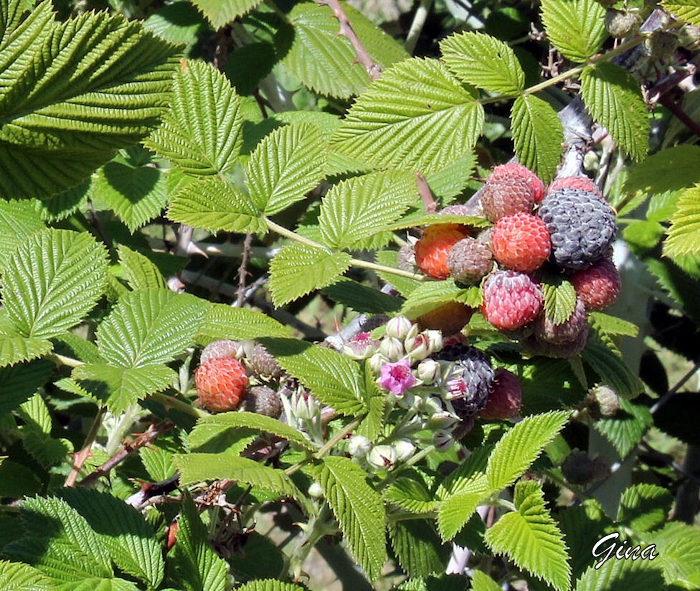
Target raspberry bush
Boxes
[1,1,700,590]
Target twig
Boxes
[78,420,175,487]
[65,406,107,487]
[236,233,254,307]
[404,0,434,55]
[416,172,438,213]
[315,0,381,81]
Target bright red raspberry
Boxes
[480,163,545,222]
[571,258,621,310]
[478,367,522,420]
[415,224,470,280]
[491,212,551,273]
[194,357,248,412]
[481,270,543,330]
[547,176,602,197]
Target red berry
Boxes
[547,176,602,197]
[418,301,474,335]
[415,224,470,280]
[480,163,544,222]
[479,368,522,420]
[571,258,621,310]
[491,213,551,273]
[481,270,543,330]
[194,358,248,412]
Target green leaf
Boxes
[541,275,577,325]
[0,7,180,199]
[92,149,168,232]
[618,484,673,533]
[665,184,700,257]
[247,123,326,215]
[540,0,607,62]
[189,411,315,452]
[197,304,292,344]
[401,280,480,320]
[268,243,352,307]
[661,0,700,27]
[72,363,176,414]
[318,456,387,581]
[0,320,53,367]
[470,570,502,591]
[0,199,44,263]
[18,394,72,467]
[190,0,262,28]
[117,244,167,290]
[95,289,207,368]
[319,170,417,249]
[588,312,639,339]
[168,494,228,591]
[330,58,484,174]
[424,152,477,201]
[440,31,525,94]
[486,411,570,490]
[558,500,613,579]
[59,488,164,589]
[593,397,652,457]
[0,560,55,591]
[642,521,700,587]
[357,361,385,440]
[238,581,309,591]
[580,62,649,161]
[575,552,665,591]
[383,475,438,514]
[390,519,447,578]
[623,145,700,195]
[511,94,564,183]
[375,250,422,297]
[4,496,113,581]
[581,342,645,398]
[144,60,243,175]
[168,176,266,234]
[485,481,571,591]
[436,476,490,541]
[1,229,108,339]
[0,359,54,413]
[321,279,403,314]
[259,339,366,415]
[279,2,408,99]
[384,212,490,232]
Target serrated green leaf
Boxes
[140,445,176,481]
[190,411,315,452]
[117,244,167,290]
[95,289,207,368]
[401,280,478,319]
[665,184,700,257]
[2,229,108,339]
[424,152,477,201]
[470,570,502,591]
[238,580,309,591]
[319,170,417,249]
[580,62,649,161]
[485,481,571,591]
[541,275,577,325]
[190,0,261,28]
[321,278,403,314]
[247,123,326,215]
[318,455,386,581]
[259,338,366,415]
[623,145,700,196]
[384,212,490,232]
[168,174,266,235]
[383,476,438,514]
[0,7,180,199]
[169,494,228,591]
[72,363,176,414]
[375,250,422,297]
[4,496,113,581]
[268,243,351,307]
[558,500,612,579]
[0,560,55,591]
[279,2,408,99]
[593,397,652,457]
[92,149,168,232]
[0,358,54,413]
[441,31,525,94]
[436,476,490,541]
[581,342,645,398]
[575,551,665,591]
[59,488,164,589]
[331,58,484,174]
[540,0,607,62]
[144,60,243,175]
[588,312,639,338]
[197,303,292,344]
[618,484,673,533]
[0,199,44,262]
[486,411,569,490]
[662,0,700,27]
[511,95,564,183]
[0,322,53,367]
[358,361,385,440]
[18,393,72,467]
[390,519,447,578]
[144,2,208,46]
[641,521,700,587]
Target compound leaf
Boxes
[665,184,700,257]
[389,519,446,579]
[197,304,292,344]
[540,0,607,62]
[0,560,54,591]
[592,397,652,458]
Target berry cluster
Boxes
[408,164,622,358]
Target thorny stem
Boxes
[236,233,254,307]
[65,405,107,487]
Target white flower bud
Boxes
[416,359,441,384]
[386,316,413,340]
[379,337,405,361]
[292,391,319,420]
[348,435,371,458]
[367,445,397,470]
[394,439,415,462]
[427,411,459,431]
[425,330,443,354]
[308,482,324,498]
[432,430,454,452]
[369,352,388,374]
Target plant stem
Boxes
[65,405,107,487]
[150,392,209,419]
[49,353,84,368]
[404,0,433,55]
[349,257,424,280]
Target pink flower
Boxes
[379,358,416,397]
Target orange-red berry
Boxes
[415,224,470,280]
[194,357,248,412]
[491,212,551,273]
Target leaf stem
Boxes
[314,417,361,460]
[150,391,209,419]
[349,257,424,280]
[404,0,434,55]
[49,353,84,368]
[264,218,328,250]
[65,405,107,487]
